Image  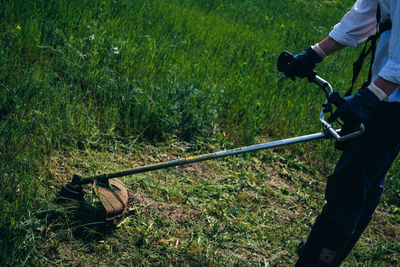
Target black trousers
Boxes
[296,102,400,266]
[322,102,400,234]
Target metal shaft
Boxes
[78,131,327,185]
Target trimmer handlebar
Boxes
[277,51,365,142]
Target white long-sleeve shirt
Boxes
[329,0,400,102]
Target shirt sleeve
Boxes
[378,1,400,85]
[329,0,378,47]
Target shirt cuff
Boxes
[329,24,358,47]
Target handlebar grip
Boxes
[277,50,366,143]
[277,51,294,73]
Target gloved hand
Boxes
[284,47,323,81]
[327,87,381,130]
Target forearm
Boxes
[373,77,399,97]
[318,36,346,56]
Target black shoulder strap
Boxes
[344,3,386,96]
[344,35,377,96]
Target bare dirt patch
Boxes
[177,162,213,179]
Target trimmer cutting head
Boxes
[57,174,85,201]
[57,174,128,227]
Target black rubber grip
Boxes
[277,50,294,73]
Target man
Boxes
[283,0,400,266]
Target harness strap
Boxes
[344,4,392,97]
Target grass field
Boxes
[1,0,400,265]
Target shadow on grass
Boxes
[52,198,117,242]
[72,202,118,242]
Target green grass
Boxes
[1,0,400,265]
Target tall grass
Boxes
[1,0,399,264]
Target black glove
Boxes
[328,88,381,130]
[284,47,323,81]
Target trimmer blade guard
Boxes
[58,183,85,201]
[92,178,128,226]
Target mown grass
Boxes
[21,142,400,266]
[1,0,399,265]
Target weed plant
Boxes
[1,0,399,265]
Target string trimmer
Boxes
[57,51,365,225]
